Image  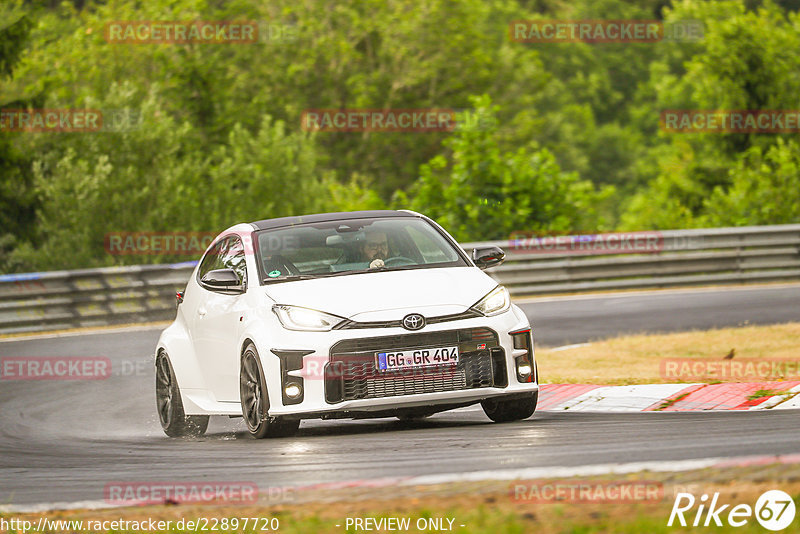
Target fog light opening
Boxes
[514,354,534,383]
[284,383,302,399]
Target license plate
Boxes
[375,346,459,371]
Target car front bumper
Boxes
[263,304,538,418]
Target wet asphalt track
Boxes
[1,284,799,507]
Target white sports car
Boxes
[155,210,538,438]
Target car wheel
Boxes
[240,343,300,439]
[481,392,538,423]
[156,351,209,437]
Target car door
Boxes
[192,235,248,402]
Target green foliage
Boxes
[702,138,800,226]
[621,0,800,229]
[0,14,32,79]
[9,82,370,270]
[402,96,612,241]
[0,10,38,272]
[1,0,800,271]
[619,140,708,230]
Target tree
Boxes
[702,138,800,226]
[400,96,611,241]
[13,83,366,270]
[621,0,800,230]
[0,13,39,271]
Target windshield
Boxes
[255,217,467,282]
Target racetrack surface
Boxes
[1,284,799,508]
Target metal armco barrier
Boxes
[0,262,197,335]
[1,225,798,335]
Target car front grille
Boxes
[334,309,482,330]
[325,328,507,403]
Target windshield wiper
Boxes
[262,271,359,283]
[262,274,318,284]
[262,266,423,284]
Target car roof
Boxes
[249,210,419,231]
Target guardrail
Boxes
[1,224,798,335]
[0,262,197,335]
[465,224,800,295]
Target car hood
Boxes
[263,266,497,319]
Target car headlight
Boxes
[471,286,510,316]
[272,305,346,331]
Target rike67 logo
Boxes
[668,490,796,531]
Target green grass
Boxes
[747,389,789,400]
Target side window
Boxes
[221,237,247,286]
[197,236,247,288]
[197,239,226,281]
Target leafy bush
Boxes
[400,96,613,241]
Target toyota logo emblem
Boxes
[402,314,426,331]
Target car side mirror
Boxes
[472,246,505,270]
[200,268,244,293]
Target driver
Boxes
[359,230,390,269]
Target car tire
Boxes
[240,343,300,439]
[156,351,209,437]
[481,391,538,423]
